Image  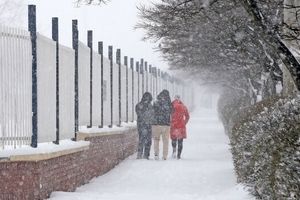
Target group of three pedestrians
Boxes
[135,89,190,160]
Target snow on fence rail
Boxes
[0,25,32,149]
[0,5,193,150]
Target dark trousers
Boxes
[172,139,183,158]
[137,124,152,159]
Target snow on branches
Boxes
[74,0,110,6]
[138,0,300,100]
[229,95,300,200]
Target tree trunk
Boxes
[241,0,300,91]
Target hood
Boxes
[157,90,171,101]
[141,92,152,103]
[172,99,183,105]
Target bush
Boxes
[230,95,300,199]
[217,92,250,135]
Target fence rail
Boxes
[0,5,193,150]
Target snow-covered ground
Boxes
[49,108,254,200]
[0,140,90,158]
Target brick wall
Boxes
[0,128,138,200]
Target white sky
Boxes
[2,0,169,71]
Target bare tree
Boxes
[74,0,110,6]
[72,0,300,98]
[282,0,300,41]
[138,1,278,101]
[239,0,300,89]
[137,0,300,104]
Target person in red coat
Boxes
[170,95,190,159]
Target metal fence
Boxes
[0,25,32,148]
[0,5,193,149]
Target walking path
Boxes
[49,108,254,200]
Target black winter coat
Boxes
[135,101,154,126]
[153,95,172,126]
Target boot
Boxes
[177,149,182,160]
[172,148,176,159]
[137,152,142,159]
[177,140,183,159]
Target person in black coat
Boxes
[152,90,172,160]
[135,92,154,159]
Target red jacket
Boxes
[170,100,190,140]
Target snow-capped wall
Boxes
[0,127,138,200]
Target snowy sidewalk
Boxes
[49,109,254,200]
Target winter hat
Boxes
[141,92,152,102]
[174,95,180,100]
[158,90,171,101]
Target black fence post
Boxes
[161,71,164,90]
[145,61,148,92]
[28,5,38,148]
[173,76,175,98]
[165,72,168,91]
[130,58,134,122]
[166,72,168,90]
[87,30,93,128]
[154,67,157,98]
[149,65,152,95]
[124,56,128,123]
[140,59,144,95]
[136,61,140,101]
[72,19,79,140]
[109,46,113,128]
[116,49,121,127]
[52,17,59,144]
[158,69,161,94]
[182,83,185,103]
[98,41,104,128]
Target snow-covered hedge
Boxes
[228,96,300,199]
[217,92,250,135]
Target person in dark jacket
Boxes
[135,92,154,159]
[152,90,172,160]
